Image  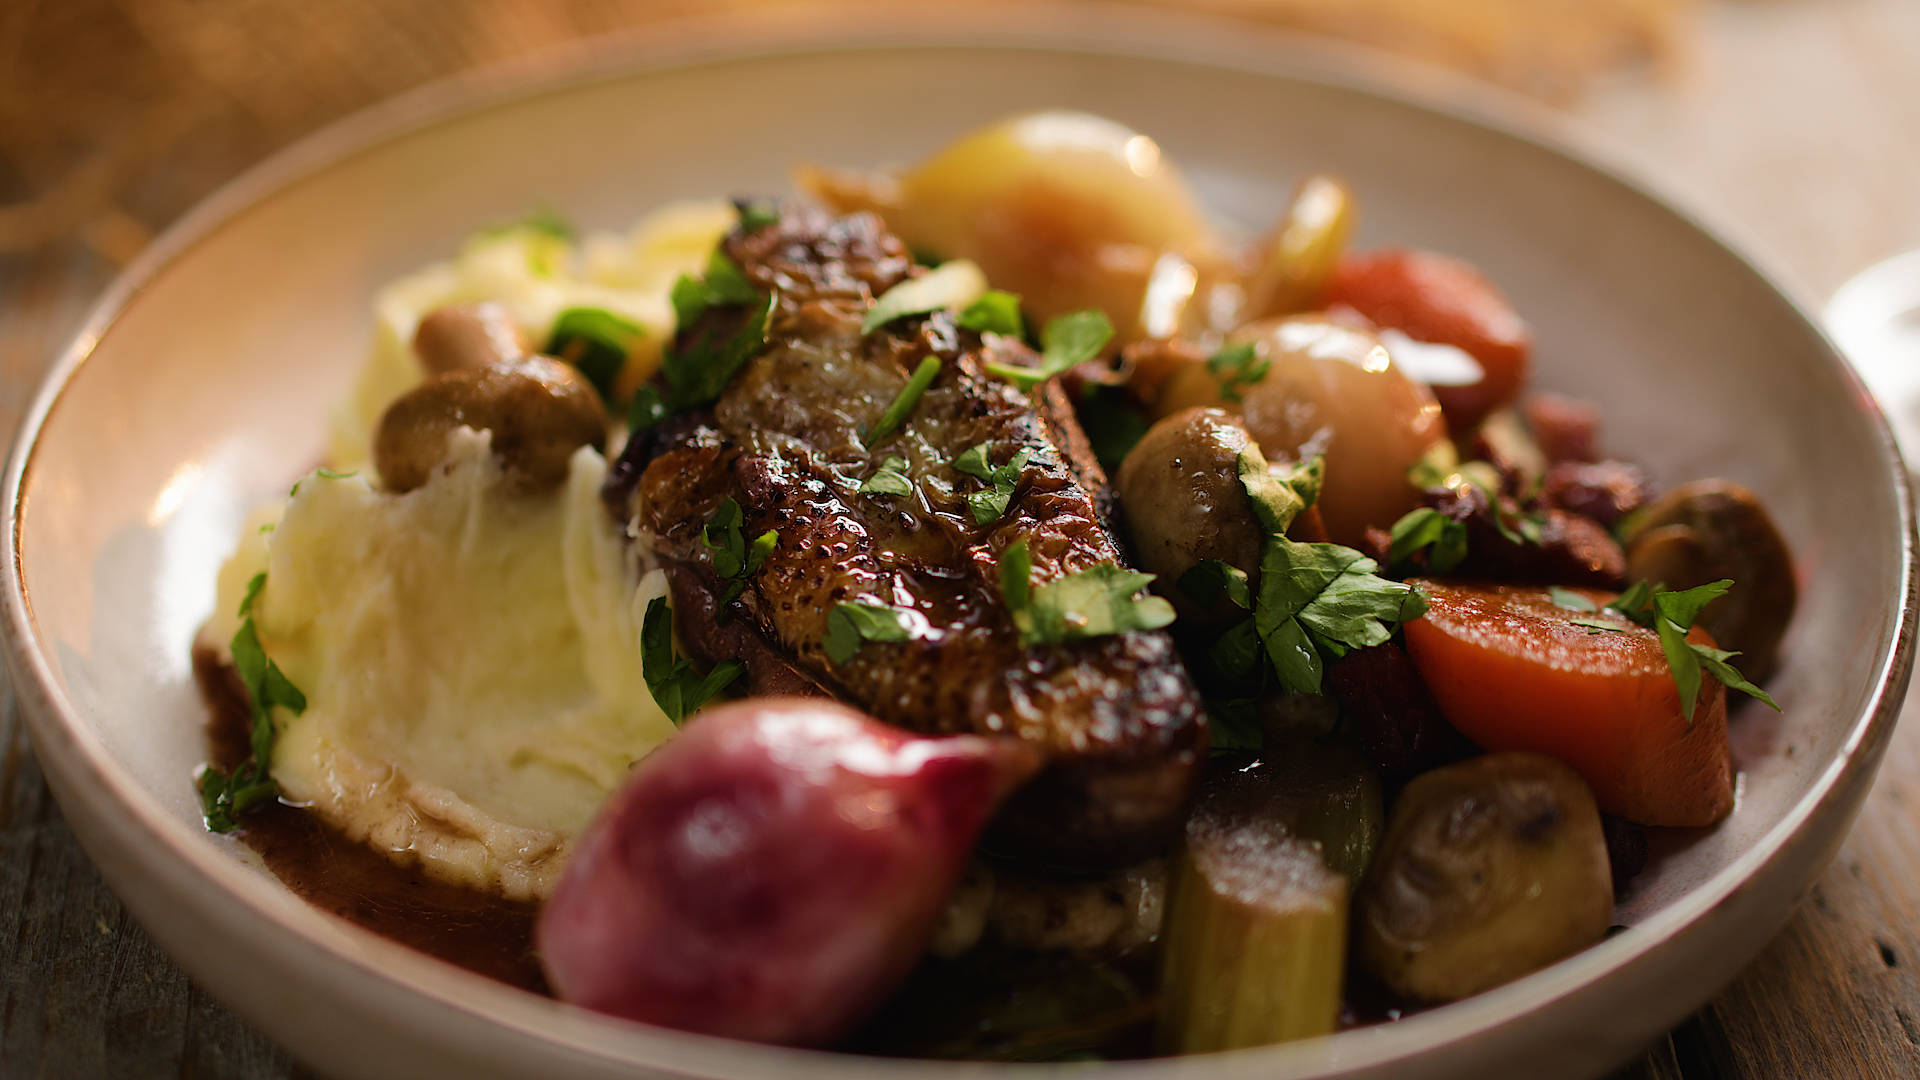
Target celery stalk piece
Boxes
[1156,820,1347,1053]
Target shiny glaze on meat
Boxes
[607,207,1205,869]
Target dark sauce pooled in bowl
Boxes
[193,644,547,994]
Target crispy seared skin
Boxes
[605,207,1205,869]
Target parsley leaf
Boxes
[635,254,778,434]
[1587,579,1780,722]
[953,442,1032,525]
[702,498,776,605]
[1386,506,1468,574]
[1252,538,1429,695]
[822,602,919,664]
[547,307,643,402]
[956,290,1025,337]
[1547,586,1598,613]
[199,572,306,833]
[999,537,1176,647]
[1179,560,1252,610]
[862,260,987,335]
[670,250,760,331]
[1207,341,1270,403]
[1206,697,1265,755]
[735,198,779,231]
[986,310,1114,391]
[641,597,743,723]
[859,457,914,497]
[868,356,943,441]
[1238,448,1323,536]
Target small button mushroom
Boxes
[1114,408,1266,622]
[1620,480,1797,681]
[374,356,607,494]
[411,301,528,374]
[1356,752,1613,1003]
[1160,315,1446,545]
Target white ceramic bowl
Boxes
[5,8,1913,1079]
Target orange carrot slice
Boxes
[1400,581,1732,828]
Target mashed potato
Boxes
[208,433,673,901]
[329,199,734,469]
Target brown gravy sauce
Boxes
[193,644,547,994]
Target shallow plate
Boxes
[4,7,1913,1079]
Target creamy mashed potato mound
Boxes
[330,199,734,469]
[208,433,674,901]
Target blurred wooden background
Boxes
[4,0,1920,1077]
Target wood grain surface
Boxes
[3,1,1918,1077]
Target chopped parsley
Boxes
[822,602,919,664]
[1386,506,1468,575]
[546,307,644,402]
[868,356,943,441]
[701,498,776,605]
[859,457,914,498]
[735,198,779,232]
[953,442,1032,525]
[956,290,1025,337]
[1251,538,1428,695]
[198,572,307,833]
[998,537,1176,647]
[986,310,1114,391]
[1548,586,1599,613]
[1207,341,1269,403]
[1572,579,1780,722]
[632,251,777,431]
[1218,449,1427,696]
[641,596,743,723]
[1179,560,1252,611]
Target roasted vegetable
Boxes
[1621,480,1797,681]
[1115,408,1268,622]
[798,111,1224,339]
[1401,581,1733,827]
[1155,738,1378,1053]
[1157,816,1347,1052]
[1241,174,1356,319]
[536,699,1038,1047]
[373,356,606,494]
[1159,315,1446,544]
[1322,248,1532,433]
[1356,752,1612,1002]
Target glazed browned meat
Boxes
[605,207,1206,869]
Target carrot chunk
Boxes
[1400,581,1732,828]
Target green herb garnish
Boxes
[1077,387,1152,471]
[863,260,986,335]
[1610,580,1779,722]
[822,602,920,664]
[998,537,1176,647]
[1386,506,1468,575]
[986,310,1114,391]
[1207,342,1269,403]
[735,199,779,232]
[1250,537,1428,696]
[198,572,307,833]
[547,307,644,402]
[702,498,777,605]
[1179,560,1252,610]
[1238,448,1323,536]
[641,596,743,723]
[953,442,1033,525]
[859,457,915,498]
[634,251,778,432]
[1547,586,1598,613]
[868,357,943,441]
[956,290,1025,338]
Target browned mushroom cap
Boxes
[412,302,528,374]
[1621,480,1797,681]
[1115,407,1267,624]
[374,356,607,495]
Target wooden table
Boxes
[4,1,1919,1076]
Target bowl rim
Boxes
[5,4,1915,1077]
